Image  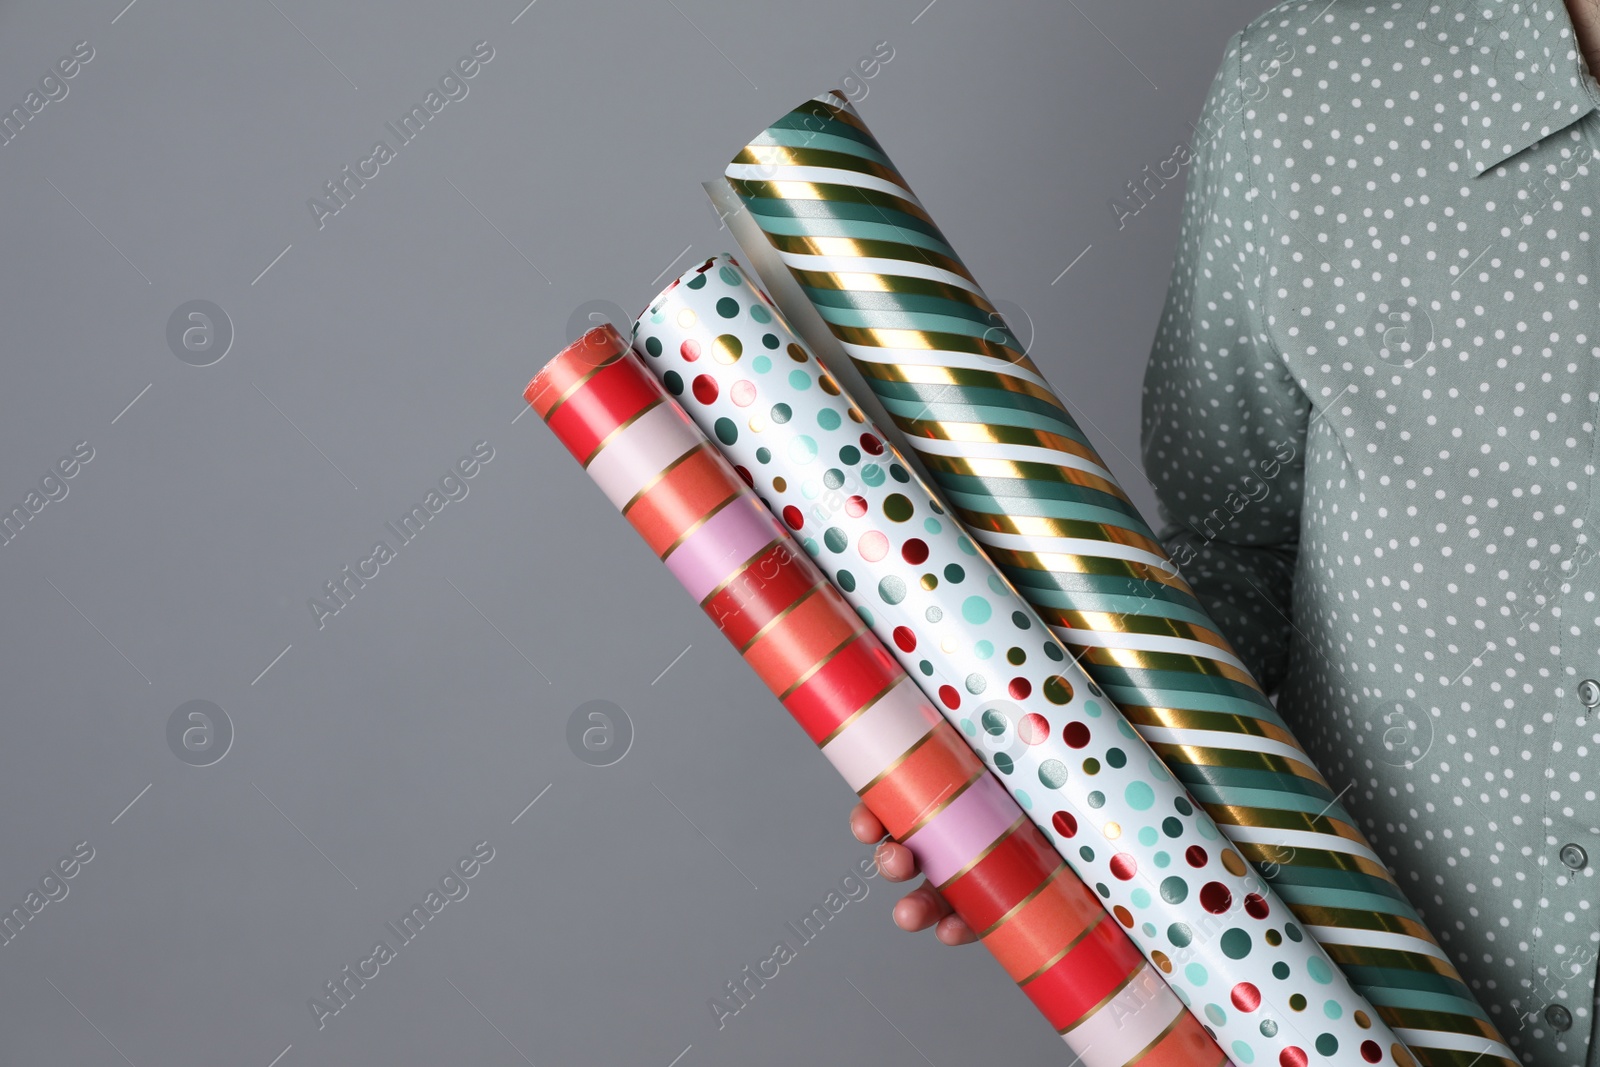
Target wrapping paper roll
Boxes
[715,92,1515,1067]
[634,257,1407,1067]
[527,325,1226,1067]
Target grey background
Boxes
[0,0,1271,1063]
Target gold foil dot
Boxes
[773,477,787,492]
[819,375,840,396]
[787,342,807,362]
[1393,1045,1417,1067]
[848,407,865,423]
[1104,822,1121,839]
[1220,849,1246,876]
[920,574,938,591]
[1354,1011,1370,1030]
[676,308,697,329]
[1265,929,1282,946]
[1152,950,1172,973]
[1113,905,1133,928]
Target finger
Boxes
[848,802,887,844]
[933,913,977,946]
[873,841,920,882]
[892,883,953,932]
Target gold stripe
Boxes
[738,581,826,654]
[776,622,870,702]
[986,547,1196,597]
[1074,646,1260,688]
[730,145,912,198]
[1231,838,1400,881]
[937,814,1029,892]
[853,724,942,797]
[853,358,1075,415]
[659,492,742,561]
[917,439,1127,494]
[899,766,986,839]
[580,396,664,469]
[975,860,1071,938]
[1118,704,1304,749]
[787,265,1000,312]
[1148,741,1332,788]
[620,443,705,517]
[1018,912,1107,987]
[956,513,1172,557]
[539,347,626,421]
[761,232,972,280]
[1284,904,1440,944]
[1057,965,1143,1035]
[699,536,786,609]
[817,675,906,748]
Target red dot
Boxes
[1185,845,1208,868]
[1008,677,1032,701]
[1052,811,1078,838]
[892,626,917,653]
[901,538,929,565]
[1063,722,1091,748]
[1017,713,1049,745]
[1360,1042,1382,1063]
[781,505,803,530]
[845,496,868,518]
[692,374,718,404]
[734,465,753,488]
[937,685,960,709]
[1280,1048,1308,1067]
[1199,882,1233,914]
[1231,982,1261,1012]
[860,433,884,455]
[1109,853,1137,880]
[1244,892,1269,919]
[681,339,701,361]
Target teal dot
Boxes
[1260,1019,1279,1038]
[752,355,772,373]
[962,596,992,624]
[958,536,977,556]
[788,370,811,390]
[803,538,819,555]
[788,436,818,464]
[1315,1034,1338,1057]
[838,445,860,465]
[1174,797,1194,816]
[1095,883,1110,898]
[1079,846,1096,863]
[1231,1040,1255,1065]
[718,265,741,286]
[981,710,1008,736]
[761,333,778,348]
[1285,923,1303,943]
[1086,791,1104,808]
[923,517,942,535]
[944,563,965,583]
[755,446,771,464]
[1137,826,1159,847]
[1205,1004,1227,1026]
[959,718,975,736]
[714,418,737,445]
[1043,643,1064,661]
[824,528,848,553]
[1307,957,1333,985]
[888,463,908,482]
[974,640,994,660]
[1015,789,1031,809]
[878,576,906,605]
[1272,962,1290,980]
[861,464,885,487]
[1148,757,1172,781]
[823,468,845,489]
[817,408,842,431]
[1130,887,1152,908]
[1084,700,1102,718]
[1154,851,1171,868]
[644,335,662,357]
[918,660,933,675]
[1142,922,1157,938]
[1184,962,1208,986]
[1010,610,1031,630]
[715,297,740,318]
[771,403,791,423]
[686,273,706,289]
[1220,929,1252,960]
[993,753,1013,774]
[1125,781,1155,811]
[1168,923,1192,947]
[1038,760,1069,789]
[1163,818,1183,838]
[749,304,771,325]
[1323,1000,1342,1020]
[1160,877,1188,904]
[965,673,987,694]
[1105,748,1127,769]
[663,370,683,395]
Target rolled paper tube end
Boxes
[525,324,630,416]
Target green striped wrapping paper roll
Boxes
[716,90,1514,1067]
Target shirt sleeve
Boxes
[1139,29,1310,693]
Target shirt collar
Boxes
[1443,0,1600,174]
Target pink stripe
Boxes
[820,678,941,792]
[664,495,789,603]
[587,403,704,509]
[904,773,1017,885]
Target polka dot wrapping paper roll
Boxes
[634,256,1410,1067]
[715,91,1517,1067]
[526,325,1226,1067]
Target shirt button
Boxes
[1579,679,1600,708]
[1560,843,1588,871]
[1546,1004,1573,1032]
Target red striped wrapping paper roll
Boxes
[526,325,1229,1066]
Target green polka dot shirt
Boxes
[1141,2,1600,1064]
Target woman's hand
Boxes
[849,802,976,946]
